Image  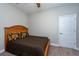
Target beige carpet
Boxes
[0,46,79,56]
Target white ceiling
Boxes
[11,3,76,14]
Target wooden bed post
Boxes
[44,41,50,56]
[4,27,8,51]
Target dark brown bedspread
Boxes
[8,35,49,56]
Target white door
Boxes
[59,14,76,48]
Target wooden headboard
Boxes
[4,25,28,51]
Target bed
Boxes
[4,25,50,56]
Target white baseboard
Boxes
[74,48,79,50]
[50,43,79,51]
[0,49,5,54]
[50,43,60,46]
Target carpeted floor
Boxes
[0,46,79,56]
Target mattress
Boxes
[8,35,49,56]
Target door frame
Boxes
[58,14,76,49]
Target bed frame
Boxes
[4,25,50,56]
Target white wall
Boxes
[28,4,79,48]
[0,4,28,52]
